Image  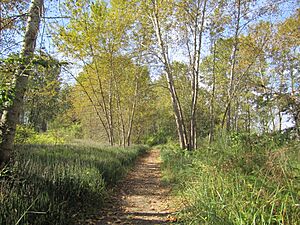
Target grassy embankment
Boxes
[0,140,148,225]
[161,134,300,224]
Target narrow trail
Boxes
[81,149,176,225]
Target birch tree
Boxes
[145,0,188,149]
[0,0,44,167]
[141,0,209,150]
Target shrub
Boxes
[14,123,84,145]
[15,125,66,145]
[145,130,168,146]
[14,125,36,144]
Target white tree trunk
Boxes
[151,3,187,149]
[0,0,44,167]
[222,0,241,131]
[189,0,207,150]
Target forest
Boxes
[0,0,299,224]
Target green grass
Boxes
[161,135,300,225]
[0,142,148,225]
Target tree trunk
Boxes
[278,110,282,132]
[65,68,111,143]
[41,120,47,132]
[247,100,251,134]
[189,0,207,150]
[295,112,300,139]
[234,100,239,131]
[127,74,139,147]
[209,40,217,144]
[271,111,276,132]
[222,0,241,132]
[151,3,187,149]
[113,74,126,148]
[87,45,114,145]
[108,75,114,146]
[0,0,44,168]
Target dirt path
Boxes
[80,149,176,225]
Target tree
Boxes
[54,0,141,146]
[71,55,151,146]
[0,0,30,56]
[138,0,209,150]
[0,0,44,168]
[24,53,62,132]
[271,10,300,136]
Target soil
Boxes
[78,149,177,225]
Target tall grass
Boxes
[161,133,300,224]
[0,143,148,225]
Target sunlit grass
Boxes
[0,143,148,225]
[161,136,300,224]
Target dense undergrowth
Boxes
[14,124,82,145]
[161,133,300,225]
[0,142,148,225]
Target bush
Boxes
[145,130,168,146]
[14,125,36,144]
[15,126,67,145]
[14,123,84,145]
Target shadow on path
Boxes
[78,149,176,225]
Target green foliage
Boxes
[28,132,65,145]
[0,57,16,110]
[25,53,64,132]
[145,130,169,146]
[0,88,14,109]
[57,123,83,140]
[0,143,148,225]
[14,123,84,145]
[14,125,37,144]
[15,125,65,145]
[161,136,300,224]
[0,53,65,133]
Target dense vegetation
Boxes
[0,141,148,225]
[2,1,299,153]
[161,133,300,224]
[0,0,299,224]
